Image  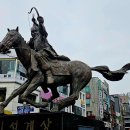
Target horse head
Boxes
[0,27,20,53]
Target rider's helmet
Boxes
[31,23,39,38]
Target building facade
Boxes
[111,94,124,130]
[85,77,111,129]
[0,50,40,114]
[120,93,130,130]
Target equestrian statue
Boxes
[0,7,130,114]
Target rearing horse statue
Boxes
[0,27,130,113]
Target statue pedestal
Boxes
[0,111,105,130]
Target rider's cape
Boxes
[30,49,70,75]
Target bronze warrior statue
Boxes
[0,25,130,112]
[28,7,70,84]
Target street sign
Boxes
[17,105,34,114]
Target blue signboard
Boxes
[17,105,34,114]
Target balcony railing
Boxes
[0,74,26,84]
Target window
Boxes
[16,61,26,77]
[83,94,85,100]
[62,86,68,95]
[58,85,68,95]
[103,92,107,100]
[72,106,82,116]
[80,92,85,100]
[86,93,91,99]
[27,93,37,102]
[80,92,82,99]
[85,86,90,92]
[82,109,85,116]
[0,88,6,102]
[0,59,16,74]
[103,103,107,111]
[86,99,90,105]
[87,111,92,116]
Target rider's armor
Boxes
[28,16,70,84]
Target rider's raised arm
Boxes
[37,16,48,38]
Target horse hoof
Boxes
[50,105,59,112]
[42,102,48,107]
[38,102,49,108]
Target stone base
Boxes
[0,111,105,130]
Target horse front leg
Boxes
[0,80,30,114]
[20,74,48,108]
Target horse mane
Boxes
[11,30,32,70]
[14,30,31,50]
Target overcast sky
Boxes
[0,0,130,94]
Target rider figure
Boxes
[28,15,70,84]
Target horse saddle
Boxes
[50,60,70,76]
[31,49,70,76]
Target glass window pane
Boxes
[85,86,90,92]
[73,106,82,116]
[0,59,16,74]
[86,99,90,105]
[16,61,27,77]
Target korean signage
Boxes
[0,113,61,130]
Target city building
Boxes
[120,93,130,130]
[102,80,111,129]
[111,95,124,130]
[110,95,117,130]
[85,77,99,120]
[85,77,111,129]
[0,50,40,114]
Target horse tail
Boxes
[121,63,130,72]
[91,63,130,81]
[91,65,109,72]
[28,7,40,17]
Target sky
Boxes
[0,0,130,95]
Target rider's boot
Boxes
[46,70,54,84]
[27,54,38,78]
[31,50,39,72]
[35,52,54,84]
